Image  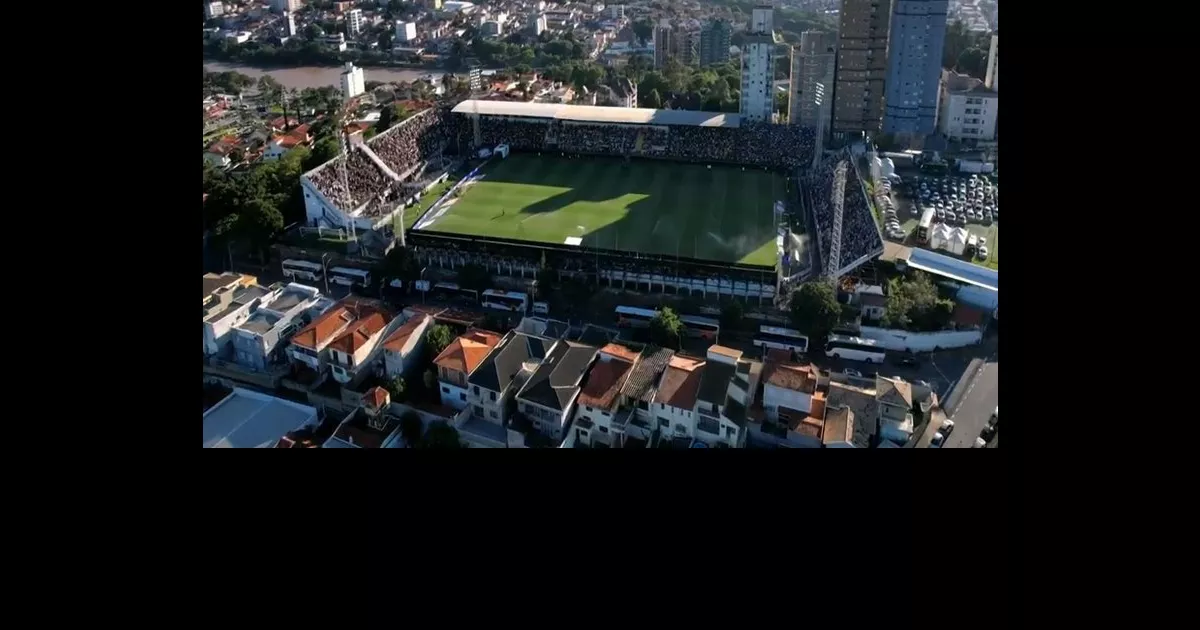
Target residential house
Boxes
[204,282,273,358]
[691,345,749,448]
[325,308,396,385]
[571,343,639,447]
[203,272,254,306]
[652,354,705,440]
[381,313,432,379]
[323,387,405,448]
[876,375,934,445]
[516,341,598,442]
[858,289,887,321]
[821,406,856,448]
[230,282,324,371]
[825,381,879,448]
[617,346,674,441]
[263,123,312,160]
[288,298,391,382]
[433,329,502,411]
[204,136,241,168]
[761,358,819,422]
[463,331,557,443]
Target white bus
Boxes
[481,289,529,313]
[615,306,657,328]
[917,208,935,243]
[824,334,886,364]
[754,326,809,355]
[329,266,371,288]
[282,259,324,282]
[431,282,479,305]
[679,314,720,342]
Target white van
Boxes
[533,302,550,315]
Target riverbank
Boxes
[204,61,447,91]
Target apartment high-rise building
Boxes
[739,5,777,123]
[699,19,732,67]
[882,1,948,136]
[347,8,365,36]
[937,70,997,142]
[653,20,673,69]
[396,20,417,43]
[788,30,836,127]
[832,0,894,135]
[340,62,366,99]
[205,2,225,19]
[271,0,303,13]
[284,11,298,38]
[674,29,699,66]
[984,33,998,91]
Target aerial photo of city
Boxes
[203,0,998,449]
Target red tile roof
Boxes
[364,386,390,410]
[382,314,429,353]
[576,357,634,410]
[763,361,817,394]
[656,356,705,410]
[326,311,391,355]
[291,299,388,351]
[434,329,502,374]
[598,343,640,363]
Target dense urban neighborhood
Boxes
[203,0,999,448]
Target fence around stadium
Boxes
[407,229,780,301]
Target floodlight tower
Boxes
[824,161,847,288]
[336,97,358,244]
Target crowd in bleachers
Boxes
[308,149,392,209]
[804,151,883,275]
[369,108,452,177]
[478,117,549,150]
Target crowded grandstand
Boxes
[297,99,880,302]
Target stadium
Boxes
[298,99,883,305]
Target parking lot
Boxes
[875,170,1000,270]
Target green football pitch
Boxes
[420,154,785,267]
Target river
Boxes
[204,61,442,91]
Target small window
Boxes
[489,410,497,419]
[659,418,668,428]
[586,406,593,412]
[490,391,496,401]
[442,387,450,394]
[598,426,608,434]
[473,386,480,395]
[459,393,466,401]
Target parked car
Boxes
[894,356,921,368]
[842,368,863,378]
[980,425,997,442]
[973,437,987,448]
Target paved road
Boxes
[944,358,998,448]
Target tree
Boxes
[418,421,464,448]
[426,324,454,357]
[644,88,663,109]
[632,19,653,45]
[257,75,284,124]
[649,307,684,349]
[720,301,744,332]
[385,375,407,402]
[789,282,840,346]
[303,137,340,171]
[423,368,437,391]
[456,262,492,293]
[399,411,423,447]
[883,272,954,332]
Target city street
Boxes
[942,357,998,448]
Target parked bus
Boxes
[917,208,935,243]
[329,266,371,288]
[481,289,529,313]
[615,306,657,328]
[431,282,479,306]
[679,314,720,341]
[753,326,809,355]
[281,259,324,283]
[824,334,886,364]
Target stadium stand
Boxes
[803,150,884,276]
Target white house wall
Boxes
[762,384,813,421]
[653,402,696,441]
[440,381,470,410]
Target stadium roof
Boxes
[451,100,742,128]
[902,248,998,292]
